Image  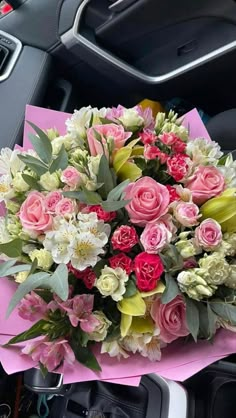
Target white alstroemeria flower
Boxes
[0,148,26,177]
[77,212,111,246]
[0,174,15,202]
[69,232,104,271]
[66,106,107,140]
[43,222,77,265]
[218,153,236,187]
[122,330,162,362]
[186,137,223,166]
[101,341,129,359]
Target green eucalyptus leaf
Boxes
[0,239,23,258]
[97,155,115,199]
[101,199,130,212]
[93,260,106,277]
[207,303,217,339]
[18,154,48,176]
[22,173,41,191]
[210,301,236,325]
[50,145,68,173]
[4,264,31,276]
[161,274,181,304]
[0,260,17,277]
[107,179,130,201]
[124,279,137,298]
[63,190,102,205]
[51,264,69,302]
[186,298,200,342]
[29,258,38,276]
[27,121,52,164]
[5,319,48,346]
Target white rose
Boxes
[88,311,112,342]
[119,108,144,129]
[96,266,128,302]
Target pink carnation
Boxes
[111,225,139,252]
[124,177,170,227]
[140,129,157,145]
[151,295,189,343]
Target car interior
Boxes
[0,0,236,417]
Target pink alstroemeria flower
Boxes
[22,338,75,372]
[18,291,48,322]
[59,294,100,332]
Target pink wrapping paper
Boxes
[0,105,235,386]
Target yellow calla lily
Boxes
[140,281,165,298]
[130,317,155,334]
[113,143,142,182]
[117,292,146,316]
[120,314,132,338]
[201,188,236,232]
[139,99,164,118]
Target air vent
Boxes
[0,30,22,82]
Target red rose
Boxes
[166,185,180,203]
[172,139,187,154]
[68,265,96,289]
[88,205,116,222]
[134,252,164,292]
[140,129,157,145]
[109,253,133,275]
[167,154,192,182]
[111,225,139,252]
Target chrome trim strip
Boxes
[0,30,22,82]
[61,0,236,84]
[109,0,137,12]
[25,374,64,393]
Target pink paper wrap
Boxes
[0,105,235,386]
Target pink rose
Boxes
[124,177,170,226]
[61,166,81,188]
[140,222,172,253]
[111,225,139,252]
[195,218,222,250]
[19,191,52,232]
[186,166,225,205]
[151,295,189,343]
[174,202,200,227]
[160,214,177,235]
[45,191,62,213]
[55,198,76,217]
[87,123,132,157]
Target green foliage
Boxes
[161,274,181,304]
[185,297,199,342]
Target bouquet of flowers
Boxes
[0,104,235,375]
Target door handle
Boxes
[61,0,236,85]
